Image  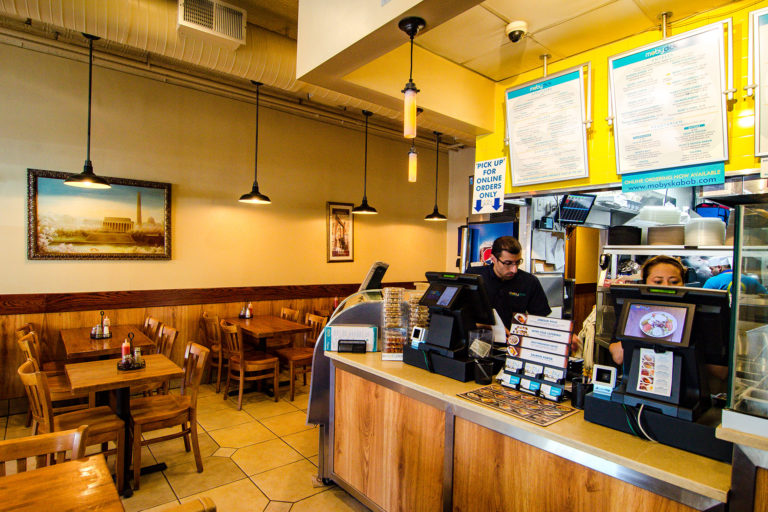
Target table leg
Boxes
[113,387,133,498]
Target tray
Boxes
[117,359,146,371]
[90,332,113,339]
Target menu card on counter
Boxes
[504,66,590,186]
[609,21,728,174]
[502,313,572,402]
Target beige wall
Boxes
[0,42,452,294]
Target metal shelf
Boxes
[602,245,733,256]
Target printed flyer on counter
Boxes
[505,67,589,186]
[609,22,728,174]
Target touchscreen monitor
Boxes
[616,299,695,348]
[437,286,460,307]
[557,194,596,225]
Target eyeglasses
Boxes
[496,258,523,267]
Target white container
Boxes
[635,205,682,224]
[685,217,726,246]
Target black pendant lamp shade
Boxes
[239,81,271,204]
[425,131,447,221]
[399,17,426,139]
[64,34,110,189]
[352,110,377,215]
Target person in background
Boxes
[703,256,767,294]
[466,236,551,329]
[608,255,685,365]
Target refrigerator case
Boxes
[722,203,768,437]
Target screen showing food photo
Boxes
[437,286,459,307]
[622,303,688,344]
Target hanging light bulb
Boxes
[425,131,447,221]
[408,143,417,182]
[239,81,271,204]
[399,17,425,139]
[64,34,110,189]
[352,111,377,215]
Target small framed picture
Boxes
[327,202,353,262]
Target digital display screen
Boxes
[425,288,442,303]
[437,286,459,307]
[595,367,613,384]
[558,194,596,224]
[621,302,690,345]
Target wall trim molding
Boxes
[0,282,416,315]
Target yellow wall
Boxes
[475,0,767,194]
[0,42,450,294]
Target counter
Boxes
[319,351,730,512]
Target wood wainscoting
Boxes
[333,369,444,512]
[0,283,411,403]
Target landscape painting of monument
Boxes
[28,169,171,260]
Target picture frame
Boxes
[27,169,172,260]
[327,202,353,262]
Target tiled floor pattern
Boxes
[2,382,370,512]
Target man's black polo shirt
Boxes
[466,265,552,328]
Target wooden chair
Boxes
[142,316,163,343]
[14,328,64,373]
[0,425,88,476]
[17,336,95,431]
[268,307,300,352]
[128,342,209,489]
[17,360,125,490]
[132,324,179,396]
[274,314,327,401]
[199,312,225,393]
[220,320,279,410]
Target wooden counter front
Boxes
[325,352,730,511]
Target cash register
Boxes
[403,271,495,381]
[584,284,733,461]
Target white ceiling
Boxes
[413,0,737,81]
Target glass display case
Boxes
[723,203,768,436]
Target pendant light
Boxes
[352,110,377,215]
[399,16,425,139]
[239,81,271,204]
[407,107,423,183]
[64,34,110,189]
[425,131,447,221]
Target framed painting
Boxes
[327,202,353,262]
[27,169,171,260]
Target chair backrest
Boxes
[16,360,55,433]
[305,313,328,347]
[0,425,88,477]
[219,320,242,358]
[179,342,210,406]
[156,325,179,358]
[143,316,162,342]
[16,333,42,367]
[199,312,221,349]
[14,323,35,341]
[280,307,299,323]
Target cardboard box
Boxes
[323,324,377,352]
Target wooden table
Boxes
[66,354,183,497]
[224,315,312,350]
[60,325,155,360]
[0,454,124,511]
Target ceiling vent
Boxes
[178,0,246,50]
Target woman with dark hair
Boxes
[608,255,686,365]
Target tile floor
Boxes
[2,381,370,512]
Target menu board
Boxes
[609,22,729,174]
[505,66,589,186]
[751,8,768,156]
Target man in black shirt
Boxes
[466,236,551,328]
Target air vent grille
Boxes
[178,0,246,49]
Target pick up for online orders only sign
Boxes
[473,158,507,214]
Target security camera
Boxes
[506,20,528,43]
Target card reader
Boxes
[337,340,367,353]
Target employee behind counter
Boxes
[466,236,551,328]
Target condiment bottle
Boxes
[247,302,253,318]
[122,338,131,361]
[134,347,142,364]
[103,316,110,336]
